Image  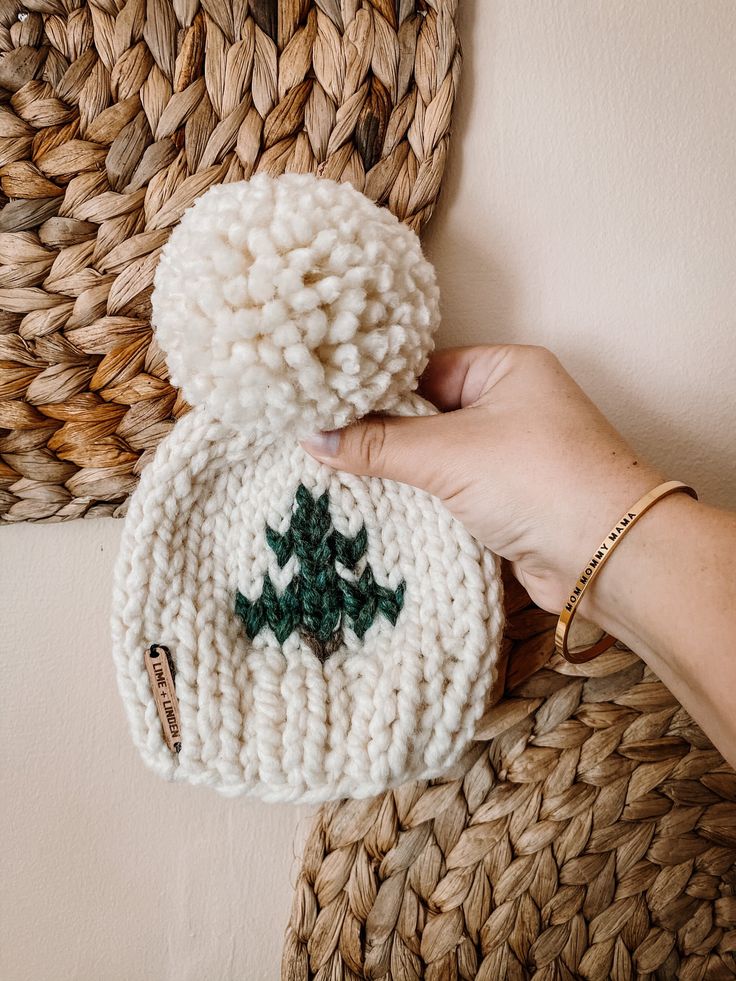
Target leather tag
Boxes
[145,644,182,753]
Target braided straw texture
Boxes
[0,0,460,523]
[282,568,736,980]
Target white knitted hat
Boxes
[111,174,504,804]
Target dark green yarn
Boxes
[235,484,405,661]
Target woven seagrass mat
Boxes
[282,567,736,981]
[0,0,460,523]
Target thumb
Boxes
[301,414,448,494]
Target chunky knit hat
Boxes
[111,174,504,804]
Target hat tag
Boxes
[235,484,405,662]
[144,644,182,753]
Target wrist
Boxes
[523,468,666,614]
[579,489,700,656]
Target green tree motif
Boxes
[235,484,405,662]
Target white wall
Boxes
[4,3,735,980]
[425,0,736,510]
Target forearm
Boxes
[584,494,736,768]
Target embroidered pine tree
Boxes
[235,484,405,662]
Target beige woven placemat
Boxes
[282,569,736,980]
[0,0,460,522]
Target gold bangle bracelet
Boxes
[555,480,698,664]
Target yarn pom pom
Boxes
[152,174,440,438]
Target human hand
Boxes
[302,344,664,617]
[303,344,736,768]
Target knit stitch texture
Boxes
[111,175,504,803]
[234,483,406,663]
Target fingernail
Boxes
[301,430,341,458]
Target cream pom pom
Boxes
[151,174,440,437]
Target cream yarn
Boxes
[152,173,439,438]
[111,175,504,803]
